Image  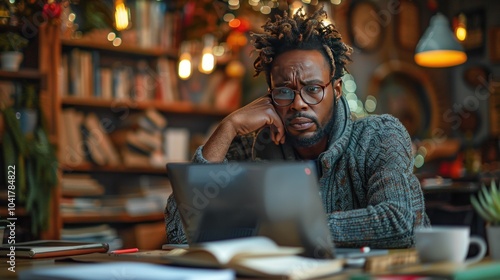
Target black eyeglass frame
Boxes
[268,80,333,107]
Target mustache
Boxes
[285,113,319,126]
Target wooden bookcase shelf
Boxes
[39,14,233,248]
[61,97,232,116]
[61,38,178,58]
[62,164,168,175]
[62,212,164,224]
[0,69,45,80]
[0,207,27,217]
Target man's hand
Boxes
[202,95,285,162]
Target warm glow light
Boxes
[455,26,467,41]
[199,50,215,74]
[322,19,332,27]
[414,50,467,68]
[178,53,192,80]
[112,37,122,46]
[260,6,271,14]
[107,32,116,41]
[229,19,241,28]
[115,0,129,31]
[290,1,303,15]
[223,13,235,22]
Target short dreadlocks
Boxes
[251,6,352,87]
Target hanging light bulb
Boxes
[114,0,130,31]
[454,13,467,42]
[199,34,216,74]
[178,42,192,80]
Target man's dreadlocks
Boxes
[251,6,352,87]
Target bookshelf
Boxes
[0,23,59,241]
[39,13,232,248]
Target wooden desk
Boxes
[1,251,499,280]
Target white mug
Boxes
[415,226,486,264]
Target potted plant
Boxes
[0,32,29,71]
[470,180,500,260]
[1,83,58,237]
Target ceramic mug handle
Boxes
[465,236,487,264]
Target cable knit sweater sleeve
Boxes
[326,115,429,248]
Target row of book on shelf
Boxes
[59,107,191,168]
[59,50,179,103]
[60,174,172,250]
[60,174,171,217]
[59,49,242,110]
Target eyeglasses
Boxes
[269,80,332,107]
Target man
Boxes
[165,6,430,248]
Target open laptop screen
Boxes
[166,161,335,259]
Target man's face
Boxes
[270,49,341,148]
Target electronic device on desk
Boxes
[166,161,335,259]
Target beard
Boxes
[285,108,335,148]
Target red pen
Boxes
[110,248,139,254]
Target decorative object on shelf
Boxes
[395,0,421,51]
[367,60,441,140]
[414,13,467,67]
[347,0,384,53]
[0,32,29,71]
[470,180,500,260]
[42,0,62,24]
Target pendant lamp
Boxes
[414,13,467,67]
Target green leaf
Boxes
[491,181,500,213]
[471,195,494,222]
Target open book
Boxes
[164,237,344,279]
[0,240,109,259]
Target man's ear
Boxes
[334,79,342,101]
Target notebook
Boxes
[166,161,335,259]
[0,240,109,259]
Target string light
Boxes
[454,13,467,41]
[114,0,130,31]
[178,42,193,80]
[199,35,216,74]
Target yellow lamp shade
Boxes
[414,50,467,68]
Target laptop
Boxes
[166,161,335,259]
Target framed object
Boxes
[489,27,500,63]
[347,0,384,53]
[395,0,421,51]
[367,61,442,139]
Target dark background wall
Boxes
[333,0,499,147]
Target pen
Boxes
[110,248,139,254]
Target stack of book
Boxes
[60,108,121,167]
[61,224,122,251]
[110,108,168,168]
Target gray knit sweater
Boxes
[165,96,430,248]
